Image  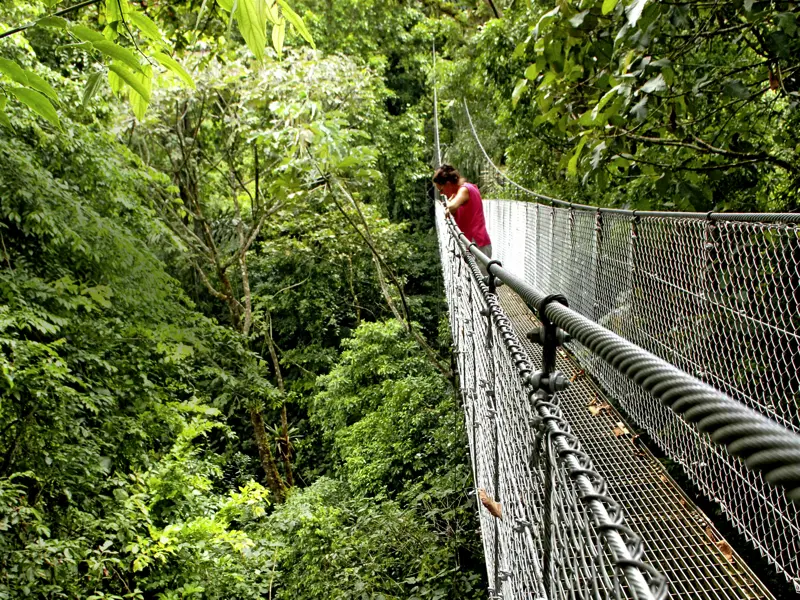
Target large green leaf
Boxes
[9,86,61,130]
[217,0,234,11]
[36,16,68,29]
[277,0,315,48]
[108,63,151,102]
[93,40,145,74]
[25,72,59,104]
[108,68,124,94]
[72,24,105,43]
[153,52,196,89]
[106,0,131,25]
[236,0,268,60]
[0,58,29,85]
[128,66,152,120]
[272,19,285,57]
[265,0,280,24]
[129,11,164,44]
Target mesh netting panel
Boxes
[481,199,800,590]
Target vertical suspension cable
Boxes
[432,40,442,168]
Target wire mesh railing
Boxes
[438,205,669,600]
[444,100,800,591]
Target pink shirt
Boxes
[454,183,491,247]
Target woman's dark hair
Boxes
[432,164,461,185]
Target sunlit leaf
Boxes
[602,0,620,15]
[217,0,234,11]
[153,52,196,89]
[129,11,164,44]
[626,0,648,26]
[128,66,152,120]
[236,0,268,61]
[524,64,540,80]
[567,135,588,176]
[108,63,151,102]
[0,58,29,85]
[106,0,131,25]
[9,86,61,130]
[265,0,280,24]
[93,40,145,74]
[108,68,124,94]
[272,19,285,57]
[277,0,315,48]
[71,24,105,43]
[641,74,666,94]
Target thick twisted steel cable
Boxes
[457,229,800,503]
[461,99,800,224]
[447,215,669,600]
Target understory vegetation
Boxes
[1,0,797,598]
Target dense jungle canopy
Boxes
[0,0,797,598]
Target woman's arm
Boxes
[445,186,469,216]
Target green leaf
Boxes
[106,0,131,24]
[534,7,559,37]
[36,16,68,29]
[641,74,666,94]
[217,0,234,10]
[0,95,12,130]
[277,0,315,48]
[569,10,589,28]
[128,67,152,120]
[93,40,145,73]
[108,68,124,94]
[602,0,620,14]
[72,24,106,43]
[567,135,588,176]
[265,0,280,24]
[129,11,164,44]
[83,71,104,106]
[9,86,61,130]
[153,52,196,89]
[511,79,527,107]
[108,63,151,102]
[0,58,29,85]
[524,63,540,80]
[626,0,648,26]
[25,72,59,103]
[591,85,620,120]
[235,0,268,61]
[272,19,285,57]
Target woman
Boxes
[433,164,493,274]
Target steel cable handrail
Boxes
[452,226,800,503]
[461,99,800,224]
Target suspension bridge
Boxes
[434,100,800,599]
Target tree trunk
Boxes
[249,406,286,503]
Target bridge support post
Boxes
[527,294,571,599]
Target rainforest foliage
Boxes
[438,0,800,212]
[1,0,796,598]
